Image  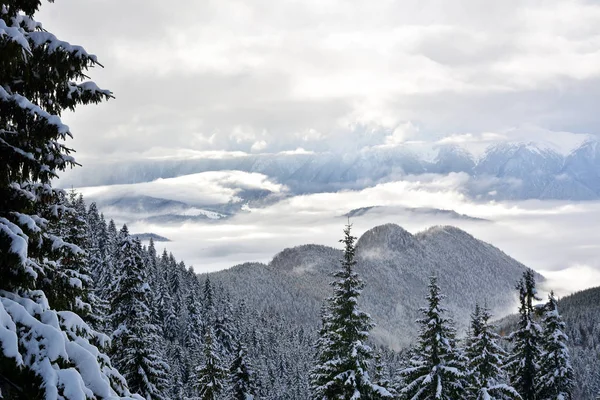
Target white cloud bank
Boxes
[78,171,287,207]
[38,0,600,162]
[84,173,600,297]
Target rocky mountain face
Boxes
[209,223,537,349]
[541,139,600,199]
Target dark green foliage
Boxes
[110,225,171,400]
[374,352,397,399]
[398,276,467,400]
[194,328,228,400]
[310,224,392,399]
[506,269,543,400]
[536,292,574,400]
[229,341,258,400]
[465,304,519,399]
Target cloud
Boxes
[78,171,287,207]
[84,172,600,300]
[385,122,420,145]
[251,140,268,152]
[36,0,600,162]
[539,265,600,297]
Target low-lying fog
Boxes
[78,171,600,297]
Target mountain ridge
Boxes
[210,223,539,349]
[63,138,600,204]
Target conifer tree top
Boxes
[310,224,393,399]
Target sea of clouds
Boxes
[78,171,600,297]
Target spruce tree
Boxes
[374,352,397,399]
[229,341,258,400]
[85,201,110,332]
[184,291,204,356]
[465,304,520,400]
[66,191,106,329]
[203,277,216,325]
[0,1,139,397]
[45,190,94,318]
[536,292,574,400]
[162,253,181,342]
[398,276,466,400]
[194,327,228,400]
[215,292,237,356]
[506,269,543,400]
[110,225,171,400]
[310,224,392,399]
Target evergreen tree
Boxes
[506,269,543,400]
[215,292,237,356]
[229,341,258,400]
[162,252,181,342]
[310,224,392,399]
[398,276,466,400]
[66,191,106,329]
[85,201,110,332]
[110,225,171,400]
[374,352,397,399]
[97,218,119,301]
[184,291,204,355]
[0,1,139,398]
[144,238,159,288]
[203,276,216,324]
[194,327,228,400]
[536,292,574,400]
[465,304,520,399]
[45,190,95,318]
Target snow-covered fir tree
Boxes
[203,277,216,325]
[162,251,181,343]
[374,352,397,398]
[398,275,467,400]
[215,291,237,356]
[506,269,543,400]
[65,192,107,330]
[310,224,392,399]
[110,225,171,400]
[194,327,228,400]
[228,341,258,400]
[184,291,204,358]
[465,304,520,399]
[0,1,142,398]
[86,203,113,333]
[536,292,574,400]
[46,190,94,319]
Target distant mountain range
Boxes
[209,223,538,349]
[344,205,488,221]
[64,138,600,202]
[132,232,171,242]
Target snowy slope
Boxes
[211,223,538,349]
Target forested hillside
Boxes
[497,286,600,399]
[553,286,600,398]
[210,223,537,350]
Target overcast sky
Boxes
[39,0,600,161]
